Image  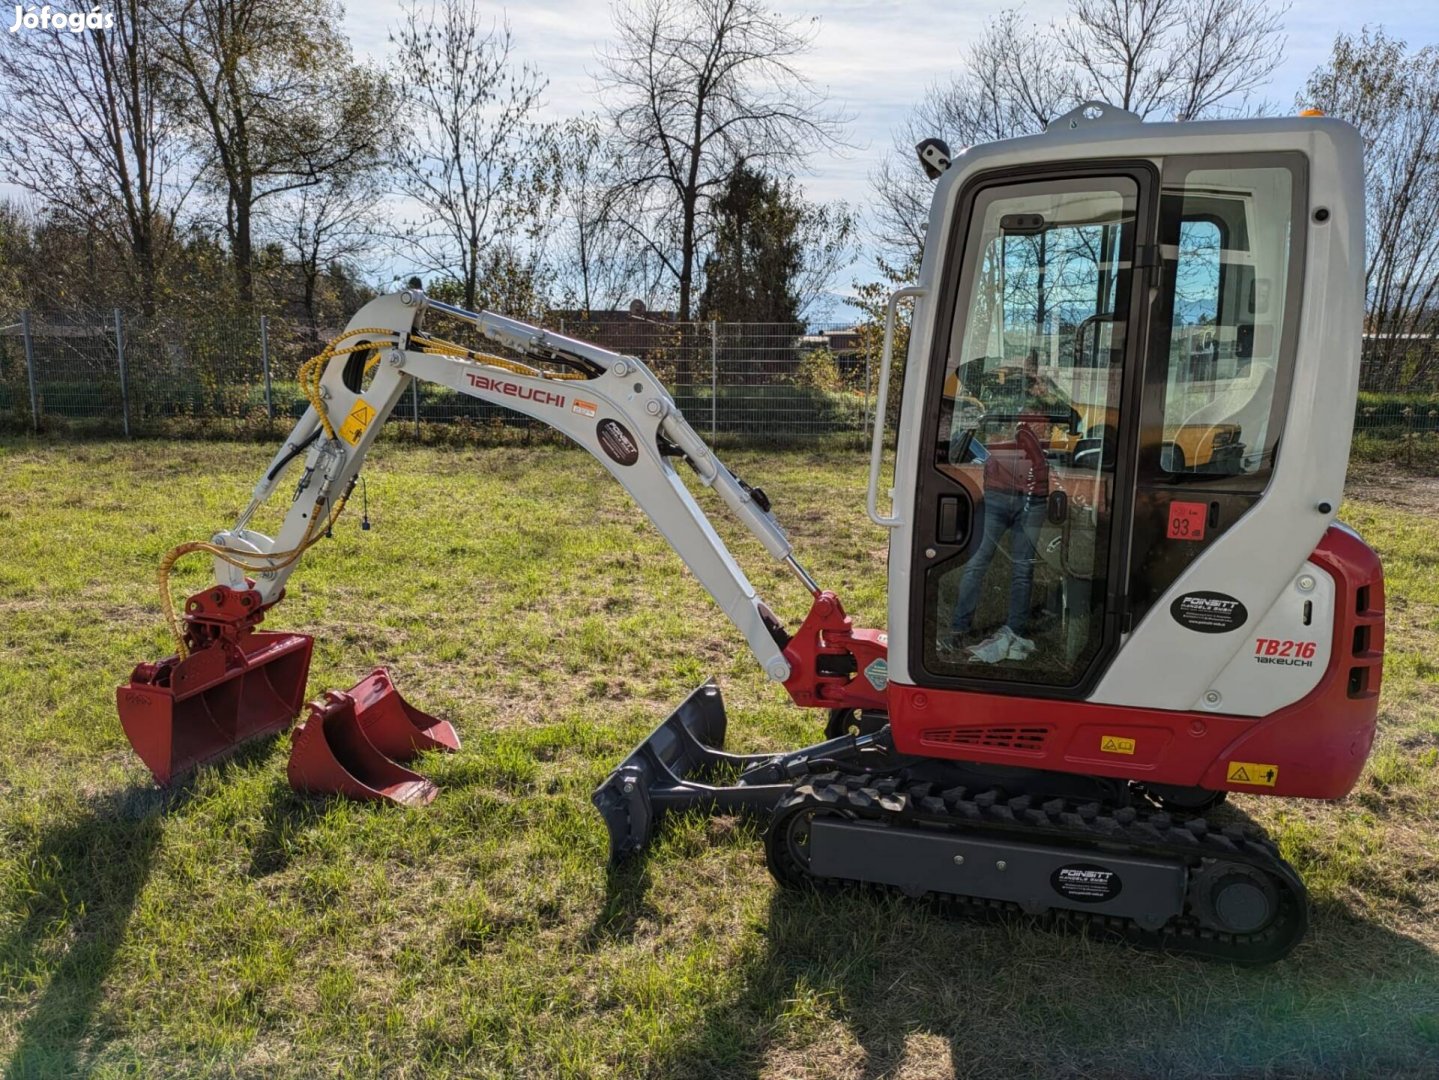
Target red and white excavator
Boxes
[119,103,1382,963]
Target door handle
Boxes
[937,493,970,546]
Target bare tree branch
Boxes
[597,0,850,320]
[0,0,192,312]
[388,0,557,312]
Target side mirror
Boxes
[916,137,952,180]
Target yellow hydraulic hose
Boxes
[157,324,592,654]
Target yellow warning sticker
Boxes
[1227,761,1279,786]
[339,399,376,445]
[1100,735,1136,755]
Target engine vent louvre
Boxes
[919,725,1051,753]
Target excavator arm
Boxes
[119,288,889,788]
[217,288,826,682]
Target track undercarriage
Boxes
[593,681,1307,964]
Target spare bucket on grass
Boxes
[287,669,459,806]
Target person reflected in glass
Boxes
[946,388,1052,664]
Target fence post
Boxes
[21,309,38,433]
[710,320,718,449]
[260,314,274,421]
[412,377,420,438]
[114,308,130,438]
[862,352,872,443]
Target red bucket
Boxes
[345,668,460,760]
[287,686,447,806]
[118,585,313,786]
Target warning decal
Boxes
[572,399,598,418]
[864,657,889,691]
[1100,735,1135,755]
[1227,761,1279,787]
[339,399,376,445]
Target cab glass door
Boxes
[911,170,1150,691]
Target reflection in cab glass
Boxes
[928,177,1135,687]
[1158,165,1294,476]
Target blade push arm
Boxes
[212,289,825,684]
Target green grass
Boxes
[1,440,1438,1079]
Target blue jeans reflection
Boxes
[951,490,1046,637]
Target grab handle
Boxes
[867,286,926,527]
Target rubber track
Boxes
[767,772,1309,964]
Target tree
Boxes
[871,0,1287,272]
[551,115,664,313]
[870,10,1075,271]
[597,0,848,321]
[425,243,555,323]
[1304,28,1439,386]
[389,0,557,313]
[160,0,391,305]
[1062,0,1286,120]
[698,164,856,323]
[0,0,191,312]
[268,171,383,329]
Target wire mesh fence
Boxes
[1355,334,1439,438]
[2,307,1433,443]
[0,308,873,443]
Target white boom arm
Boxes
[212,289,819,682]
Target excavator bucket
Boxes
[286,671,457,805]
[341,668,461,760]
[287,689,439,806]
[118,585,314,786]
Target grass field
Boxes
[1,439,1437,1079]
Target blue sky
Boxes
[340,0,1439,321]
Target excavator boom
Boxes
[119,288,887,787]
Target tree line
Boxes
[0,0,1434,366]
[0,0,855,330]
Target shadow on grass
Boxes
[246,775,331,880]
[583,857,659,951]
[2,786,163,1080]
[1,743,276,1080]
[605,795,1439,1080]
[646,883,1439,1080]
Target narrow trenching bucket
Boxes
[287,689,440,806]
[343,668,461,760]
[287,670,458,805]
[118,585,314,786]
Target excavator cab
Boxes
[866,105,1380,806]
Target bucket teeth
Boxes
[287,670,457,806]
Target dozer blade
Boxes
[118,627,313,787]
[288,689,438,807]
[345,668,461,761]
[592,680,792,862]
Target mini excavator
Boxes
[119,104,1383,963]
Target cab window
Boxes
[925,174,1139,687]
[1156,163,1300,477]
